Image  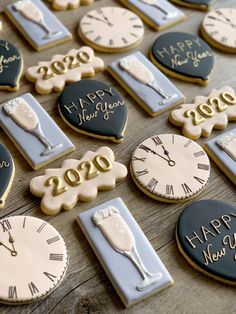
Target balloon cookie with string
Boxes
[30,147,128,215]
[169,86,236,140]
[47,0,93,11]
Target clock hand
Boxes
[208,16,236,27]
[161,145,176,167]
[145,146,171,162]
[0,241,17,256]
[8,231,17,255]
[87,14,112,26]
[98,9,113,26]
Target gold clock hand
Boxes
[161,145,176,167]
[0,241,17,256]
[87,14,112,26]
[8,231,17,254]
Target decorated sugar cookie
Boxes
[30,147,128,215]
[150,32,214,85]
[176,200,236,285]
[169,86,236,140]
[78,7,144,53]
[58,80,128,143]
[0,216,68,304]
[204,128,236,185]
[0,40,23,92]
[131,134,210,203]
[119,0,185,31]
[77,198,174,307]
[5,0,72,51]
[0,145,15,209]
[170,0,211,11]
[201,8,236,53]
[0,21,2,32]
[47,0,93,11]
[25,46,104,95]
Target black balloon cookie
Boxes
[0,144,15,208]
[0,40,23,92]
[170,0,211,11]
[58,80,127,143]
[176,200,236,285]
[150,32,214,85]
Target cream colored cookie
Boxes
[25,46,104,95]
[169,86,236,140]
[47,0,93,11]
[30,146,128,215]
[0,21,2,32]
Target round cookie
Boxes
[150,32,214,85]
[130,134,210,203]
[78,6,144,53]
[0,40,23,92]
[201,8,236,54]
[176,200,236,285]
[58,80,128,143]
[0,216,68,304]
[170,0,211,11]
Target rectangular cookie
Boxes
[118,0,185,31]
[108,51,185,117]
[77,198,174,307]
[5,0,72,51]
[204,128,236,185]
[0,93,75,170]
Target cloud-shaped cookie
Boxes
[25,46,104,95]
[30,147,128,215]
[47,0,93,10]
[169,86,236,140]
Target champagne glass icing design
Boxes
[13,0,61,40]
[120,56,177,105]
[139,0,178,20]
[217,133,236,162]
[3,97,62,157]
[93,206,162,291]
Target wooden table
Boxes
[0,0,236,313]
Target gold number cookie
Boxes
[169,86,236,140]
[47,0,93,11]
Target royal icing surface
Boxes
[77,198,173,307]
[177,200,236,284]
[5,0,72,51]
[25,46,104,95]
[151,32,214,83]
[30,147,128,215]
[0,40,23,91]
[58,80,128,143]
[169,86,236,140]
[108,51,185,116]
[0,93,75,170]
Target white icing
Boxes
[13,0,32,10]
[140,0,157,4]
[217,133,236,148]
[92,206,119,226]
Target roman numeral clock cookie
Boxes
[130,134,210,202]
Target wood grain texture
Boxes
[0,0,236,313]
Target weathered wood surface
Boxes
[0,0,235,313]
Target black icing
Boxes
[0,144,14,203]
[0,40,22,88]
[58,80,127,141]
[177,200,236,282]
[181,0,211,4]
[151,32,214,81]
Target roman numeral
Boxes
[151,136,162,146]
[43,272,57,282]
[23,217,26,228]
[109,39,114,46]
[130,17,138,20]
[0,219,11,232]
[221,36,228,43]
[121,37,128,44]
[94,36,102,42]
[8,286,17,299]
[133,25,143,28]
[210,31,219,36]
[50,253,63,261]
[194,151,205,158]
[147,178,158,192]
[37,222,47,233]
[198,163,210,171]
[47,236,60,245]
[166,184,174,195]
[84,30,94,35]
[135,169,149,177]
[194,176,205,184]
[182,183,192,194]
[130,32,138,38]
[133,156,146,162]
[28,282,39,296]
[139,144,150,153]
[184,140,192,148]
[172,134,175,144]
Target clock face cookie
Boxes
[0,145,15,209]
[131,134,210,202]
[201,8,236,53]
[0,40,23,92]
[78,7,144,53]
[150,32,214,85]
[204,128,236,186]
[170,0,211,11]
[0,216,68,304]
[176,200,236,285]
[58,80,127,143]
